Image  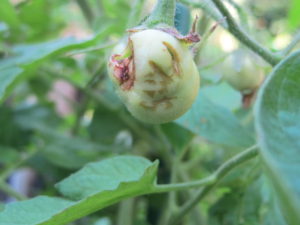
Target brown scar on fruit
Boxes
[148,61,172,86]
[140,96,176,111]
[109,46,135,91]
[154,96,176,109]
[162,41,181,75]
[140,102,157,111]
[144,79,156,84]
[143,90,156,98]
[145,72,155,78]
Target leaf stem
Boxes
[152,175,216,193]
[127,0,147,28]
[0,180,27,201]
[47,72,159,148]
[182,0,282,66]
[168,144,258,224]
[152,145,258,194]
[144,0,176,27]
[0,148,38,181]
[211,0,282,66]
[225,0,249,29]
[75,0,95,26]
[180,0,228,28]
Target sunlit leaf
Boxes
[0,0,20,31]
[0,26,112,101]
[255,50,300,224]
[176,93,255,148]
[288,0,300,29]
[0,156,158,225]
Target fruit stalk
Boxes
[144,0,176,27]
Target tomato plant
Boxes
[0,0,299,225]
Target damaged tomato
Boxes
[108,28,200,124]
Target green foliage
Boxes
[255,50,300,224]
[288,0,300,30]
[0,0,299,224]
[0,156,158,225]
[176,93,255,148]
[0,26,115,101]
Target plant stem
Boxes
[71,66,104,135]
[75,0,94,26]
[168,144,258,224]
[152,145,258,194]
[117,198,135,225]
[225,0,249,29]
[144,0,176,27]
[182,0,282,66]
[0,180,27,201]
[153,125,173,166]
[0,148,38,181]
[180,0,227,28]
[158,160,179,225]
[152,175,216,193]
[127,0,147,28]
[210,0,281,66]
[47,71,161,150]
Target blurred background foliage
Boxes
[0,0,299,224]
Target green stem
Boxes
[0,180,27,201]
[127,0,147,28]
[182,0,281,66]
[154,125,172,164]
[158,160,179,225]
[151,145,258,194]
[144,0,176,27]
[168,145,258,225]
[152,175,216,193]
[75,0,94,26]
[71,66,104,135]
[210,0,281,66]
[180,0,227,28]
[0,148,38,181]
[225,0,249,30]
[117,198,135,225]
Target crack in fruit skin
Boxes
[162,41,181,75]
[108,29,200,124]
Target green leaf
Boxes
[89,106,127,145]
[0,26,112,101]
[0,197,74,225]
[161,122,194,151]
[0,105,32,148]
[288,0,300,29]
[261,175,287,225]
[56,156,157,200]
[255,50,300,224]
[39,129,110,169]
[0,0,20,31]
[0,67,23,99]
[0,156,158,225]
[0,146,19,165]
[175,3,190,35]
[176,93,255,148]
[17,0,52,40]
[201,83,242,111]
